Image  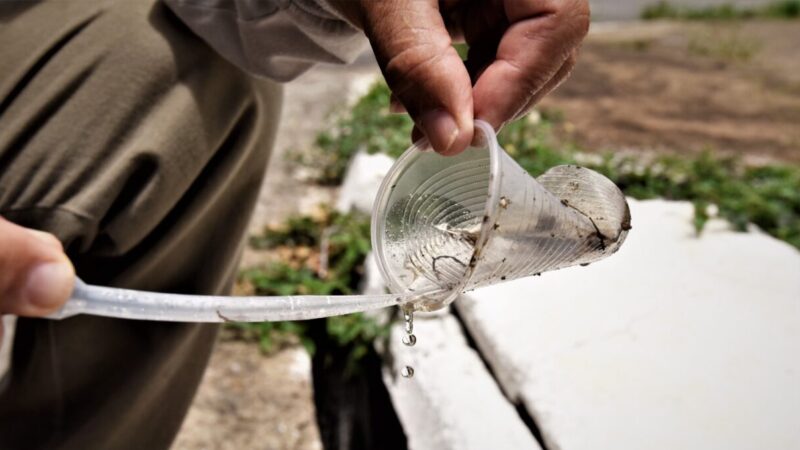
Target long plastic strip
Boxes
[46,279,441,322]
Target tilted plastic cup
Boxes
[371,120,631,312]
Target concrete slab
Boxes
[458,199,800,450]
[382,312,542,450]
[335,151,395,214]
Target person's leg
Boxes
[0,1,282,448]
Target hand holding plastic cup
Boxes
[372,120,630,312]
[50,121,630,322]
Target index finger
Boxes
[472,0,590,130]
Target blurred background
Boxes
[168,1,800,449]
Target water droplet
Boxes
[400,309,417,378]
[404,310,414,334]
[402,334,417,346]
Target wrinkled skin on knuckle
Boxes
[541,5,589,58]
[382,43,464,116]
[555,0,591,42]
[382,39,447,87]
[363,1,442,55]
[517,0,589,45]
[362,1,461,114]
[509,57,552,97]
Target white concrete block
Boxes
[383,312,541,450]
[346,73,383,106]
[335,151,396,214]
[457,199,800,450]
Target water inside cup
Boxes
[372,121,630,312]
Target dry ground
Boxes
[172,342,321,450]
[542,21,800,164]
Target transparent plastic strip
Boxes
[47,279,442,323]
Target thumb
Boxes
[0,217,75,316]
[362,0,474,155]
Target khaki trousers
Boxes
[0,1,282,448]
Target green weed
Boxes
[300,83,413,184]
[233,209,391,373]
[687,28,762,62]
[590,153,800,248]
[642,1,800,20]
[308,82,800,249]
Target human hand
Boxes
[335,0,589,155]
[0,217,75,346]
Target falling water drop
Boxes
[402,334,417,346]
[402,309,416,346]
[401,308,416,378]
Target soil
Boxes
[172,341,322,450]
[541,21,800,164]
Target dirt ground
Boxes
[172,341,322,450]
[172,19,799,450]
[542,21,800,164]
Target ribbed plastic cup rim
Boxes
[371,120,504,310]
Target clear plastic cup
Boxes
[371,120,630,312]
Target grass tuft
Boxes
[232,209,391,373]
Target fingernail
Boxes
[418,110,459,154]
[24,260,75,311]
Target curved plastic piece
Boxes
[47,278,441,322]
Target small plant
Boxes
[297,83,414,184]
[641,1,681,20]
[642,1,800,20]
[226,319,313,354]
[764,0,800,17]
[233,208,391,373]
[687,28,762,62]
